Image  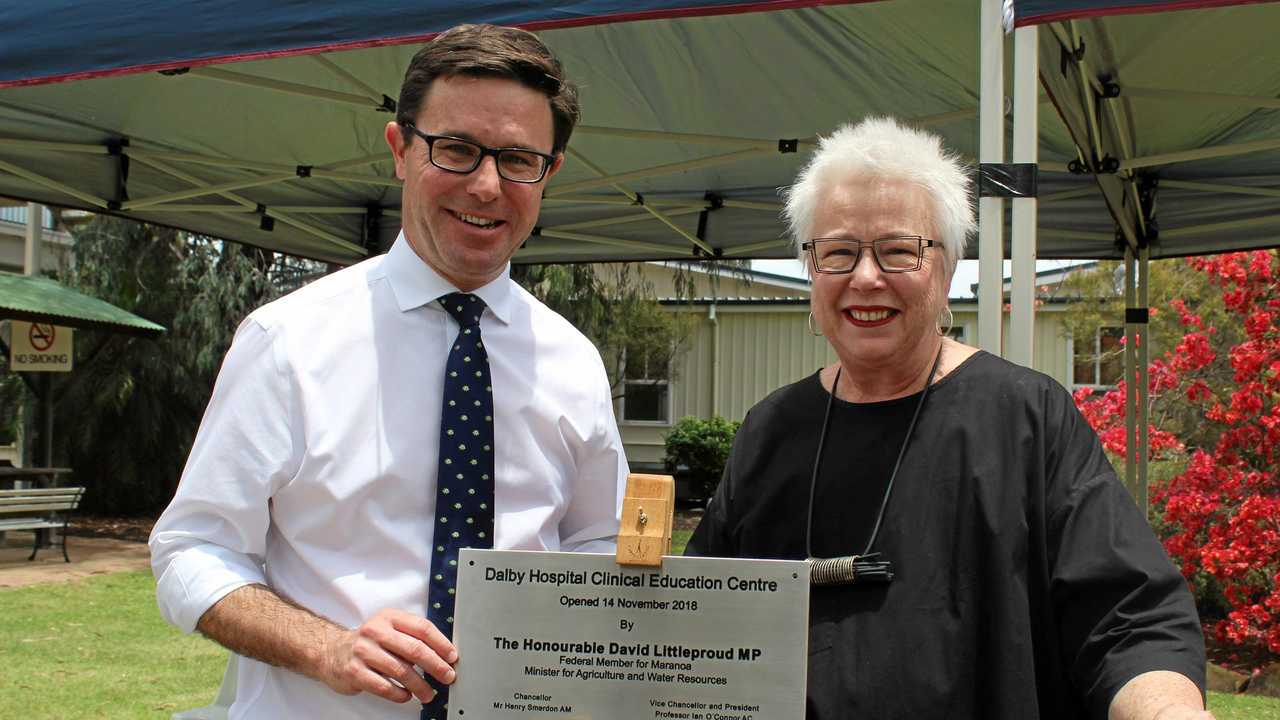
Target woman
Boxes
[686,117,1210,720]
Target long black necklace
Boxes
[804,344,944,586]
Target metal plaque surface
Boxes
[451,549,809,720]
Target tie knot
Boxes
[439,293,485,328]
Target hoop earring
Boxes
[808,311,823,337]
[936,305,954,336]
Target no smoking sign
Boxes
[28,322,56,351]
[9,321,73,372]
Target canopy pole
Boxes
[1124,245,1139,504]
[547,147,772,197]
[0,158,109,209]
[1040,187,1098,203]
[565,147,716,255]
[131,154,367,255]
[186,67,386,109]
[721,200,783,212]
[1122,138,1280,169]
[722,238,792,256]
[121,173,297,210]
[0,138,111,154]
[1137,246,1150,514]
[543,195,703,208]
[1121,86,1280,110]
[575,126,792,150]
[1008,24,1038,368]
[536,228,678,255]
[125,148,400,187]
[1160,179,1280,199]
[977,0,1005,356]
[23,202,43,275]
[550,206,703,233]
[1161,214,1280,238]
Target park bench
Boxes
[0,486,85,562]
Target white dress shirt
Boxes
[150,234,628,720]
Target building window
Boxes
[1073,326,1124,387]
[620,344,671,424]
[0,205,55,230]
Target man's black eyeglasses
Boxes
[801,237,936,274]
[401,123,556,184]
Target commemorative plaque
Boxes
[450,549,809,719]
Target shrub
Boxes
[1075,250,1280,669]
[662,415,741,500]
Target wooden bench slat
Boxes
[0,493,81,501]
[0,494,80,503]
[0,502,77,513]
[0,518,64,531]
[0,495,81,504]
[0,493,83,507]
[0,487,85,498]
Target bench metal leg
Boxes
[28,535,38,561]
[61,533,69,562]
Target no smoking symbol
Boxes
[28,323,56,352]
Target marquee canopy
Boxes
[0,0,1276,265]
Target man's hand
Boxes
[197,586,460,706]
[321,608,459,704]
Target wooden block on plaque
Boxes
[614,473,674,567]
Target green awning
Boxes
[0,271,165,337]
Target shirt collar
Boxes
[383,231,513,325]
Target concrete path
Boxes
[0,532,150,588]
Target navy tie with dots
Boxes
[422,292,494,720]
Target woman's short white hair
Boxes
[783,116,975,278]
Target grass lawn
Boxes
[671,528,693,555]
[0,572,225,720]
[1210,691,1280,719]
[2,562,1277,719]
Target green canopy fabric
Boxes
[1,2,1278,266]
[0,271,165,337]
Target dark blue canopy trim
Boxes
[0,0,867,89]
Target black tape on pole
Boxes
[978,163,1039,198]
[1125,308,1149,324]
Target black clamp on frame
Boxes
[978,163,1038,198]
[778,139,799,154]
[256,204,274,232]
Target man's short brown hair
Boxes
[396,24,580,155]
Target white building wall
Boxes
[620,301,1074,468]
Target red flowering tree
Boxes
[1074,250,1279,668]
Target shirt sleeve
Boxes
[557,355,627,553]
[1044,388,1206,719]
[149,316,303,633]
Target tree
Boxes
[1,217,320,514]
[1073,250,1280,668]
[1058,257,1243,452]
[512,262,704,398]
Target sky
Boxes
[753,258,1090,298]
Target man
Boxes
[150,24,628,720]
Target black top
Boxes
[686,351,1205,720]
